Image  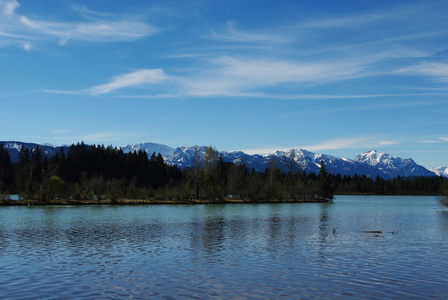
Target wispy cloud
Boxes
[0,112,7,124]
[175,1,447,97]
[208,20,287,44]
[70,4,114,19]
[27,0,448,98]
[0,0,158,47]
[303,138,398,152]
[300,1,447,31]
[48,128,72,135]
[44,69,170,95]
[418,137,448,145]
[1,0,18,17]
[301,12,390,29]
[21,41,31,50]
[181,55,370,96]
[87,69,169,95]
[46,130,137,143]
[242,137,400,155]
[44,57,448,98]
[396,63,448,82]
[419,139,442,144]
[45,54,374,97]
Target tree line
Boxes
[0,142,446,202]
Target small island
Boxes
[0,142,336,205]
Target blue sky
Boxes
[0,0,447,169]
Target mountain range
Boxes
[1,141,445,179]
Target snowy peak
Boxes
[0,141,70,162]
[354,149,435,177]
[121,142,175,159]
[169,145,207,168]
[1,141,440,179]
[430,166,448,177]
[355,150,393,166]
[42,142,58,148]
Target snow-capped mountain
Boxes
[0,141,70,162]
[430,166,448,178]
[354,150,436,178]
[1,141,439,179]
[121,142,175,159]
[164,146,436,179]
[266,148,374,176]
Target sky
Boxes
[0,0,447,169]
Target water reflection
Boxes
[1,197,448,299]
[318,203,333,242]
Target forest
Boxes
[0,142,446,203]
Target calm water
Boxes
[1,196,447,299]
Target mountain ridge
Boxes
[1,141,442,179]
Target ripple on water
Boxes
[1,200,448,299]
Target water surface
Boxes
[1,196,447,299]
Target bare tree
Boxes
[283,149,298,175]
[202,146,219,200]
[202,146,218,172]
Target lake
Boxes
[1,196,447,299]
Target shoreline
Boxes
[0,198,330,206]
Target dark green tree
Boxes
[317,160,334,201]
[215,155,227,201]
[16,145,34,198]
[0,143,13,193]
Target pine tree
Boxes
[0,143,13,192]
[17,145,34,198]
[317,160,334,201]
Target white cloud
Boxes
[44,69,170,95]
[89,69,169,95]
[1,0,18,17]
[396,63,448,82]
[302,12,388,29]
[378,140,400,146]
[176,1,447,97]
[19,16,158,45]
[241,138,400,155]
[0,112,7,123]
[304,138,400,152]
[241,147,293,155]
[0,0,158,47]
[419,139,443,144]
[21,41,31,50]
[22,0,448,98]
[49,54,376,97]
[208,20,287,44]
[303,138,372,152]
[41,89,84,95]
[300,1,446,31]
[48,128,71,135]
[182,55,369,96]
[47,131,136,143]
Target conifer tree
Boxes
[317,160,334,201]
[0,143,13,192]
